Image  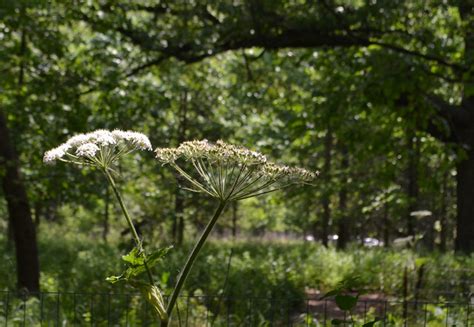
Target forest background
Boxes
[0,1,473,309]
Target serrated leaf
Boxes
[122,247,144,266]
[146,246,173,269]
[124,265,147,279]
[119,245,173,280]
[335,294,358,311]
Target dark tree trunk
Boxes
[455,0,474,254]
[319,130,333,247]
[405,128,419,236]
[0,15,40,292]
[439,170,448,252]
[455,148,474,253]
[0,111,40,293]
[337,146,349,250]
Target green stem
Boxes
[165,201,227,324]
[104,169,155,285]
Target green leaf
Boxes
[146,246,174,269]
[123,264,147,279]
[105,275,126,284]
[331,319,344,325]
[122,247,144,266]
[118,245,173,280]
[335,294,358,311]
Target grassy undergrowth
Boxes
[0,226,473,325]
[1,225,473,302]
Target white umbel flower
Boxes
[112,130,152,151]
[43,129,152,169]
[93,130,117,147]
[76,143,100,157]
[43,144,71,164]
[155,140,317,201]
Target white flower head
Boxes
[112,130,152,151]
[76,143,100,157]
[43,143,71,164]
[43,129,152,169]
[92,130,117,147]
[155,139,317,201]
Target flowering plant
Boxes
[44,130,170,321]
[155,140,316,201]
[155,140,317,325]
[45,133,317,326]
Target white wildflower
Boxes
[43,129,152,169]
[112,130,152,151]
[92,130,116,146]
[43,144,71,164]
[66,133,89,147]
[76,143,100,157]
[155,140,317,201]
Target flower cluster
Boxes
[156,140,267,166]
[43,129,152,168]
[155,140,317,201]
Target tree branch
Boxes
[424,94,471,144]
[368,40,466,72]
[126,57,166,77]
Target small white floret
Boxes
[76,143,100,158]
[43,143,71,164]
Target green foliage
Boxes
[1,230,474,324]
[107,246,172,284]
[1,0,474,323]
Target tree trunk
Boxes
[0,14,40,292]
[320,130,332,247]
[455,148,474,253]
[337,146,349,250]
[453,0,474,254]
[405,128,419,236]
[439,170,448,252]
[0,111,40,293]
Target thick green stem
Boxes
[165,201,227,324]
[104,169,155,285]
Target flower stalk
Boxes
[165,200,227,322]
[103,169,155,285]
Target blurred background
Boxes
[0,1,473,325]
